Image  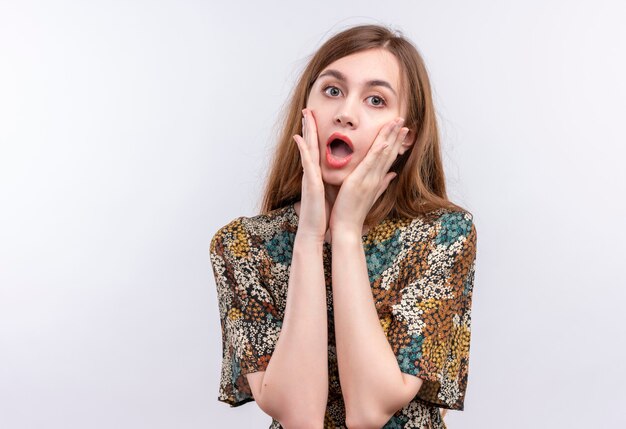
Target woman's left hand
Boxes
[329,117,410,236]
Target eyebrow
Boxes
[317,69,397,97]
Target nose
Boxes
[333,101,358,128]
[334,113,356,128]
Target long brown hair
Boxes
[259,24,468,228]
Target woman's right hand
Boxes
[292,108,330,243]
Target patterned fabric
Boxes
[209,202,477,429]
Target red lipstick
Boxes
[325,132,354,169]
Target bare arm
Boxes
[247,234,329,428]
[331,231,422,429]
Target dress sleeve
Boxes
[209,217,283,407]
[388,210,477,411]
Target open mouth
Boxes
[325,132,354,168]
[329,139,353,158]
[326,133,354,159]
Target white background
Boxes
[1,1,625,428]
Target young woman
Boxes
[210,24,478,429]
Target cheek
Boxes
[370,118,398,143]
[365,126,384,146]
[306,92,325,110]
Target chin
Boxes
[321,169,349,186]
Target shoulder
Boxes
[210,205,296,256]
[210,216,247,256]
[405,206,475,233]
[433,208,476,245]
[402,207,476,252]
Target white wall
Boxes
[1,1,624,428]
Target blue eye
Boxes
[322,85,387,108]
[368,95,386,107]
[323,86,342,97]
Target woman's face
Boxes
[306,48,410,186]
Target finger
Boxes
[293,134,314,172]
[298,112,314,157]
[359,119,397,170]
[376,124,410,176]
[302,109,320,154]
[367,123,401,176]
[386,118,405,150]
[302,109,321,169]
[377,118,404,155]
[373,172,398,203]
[383,125,409,163]
[351,118,404,180]
[380,118,400,143]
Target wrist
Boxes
[294,231,327,248]
[329,224,362,243]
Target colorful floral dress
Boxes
[209,202,477,428]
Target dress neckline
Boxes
[287,202,373,246]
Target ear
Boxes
[397,128,416,156]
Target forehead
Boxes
[318,49,402,89]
